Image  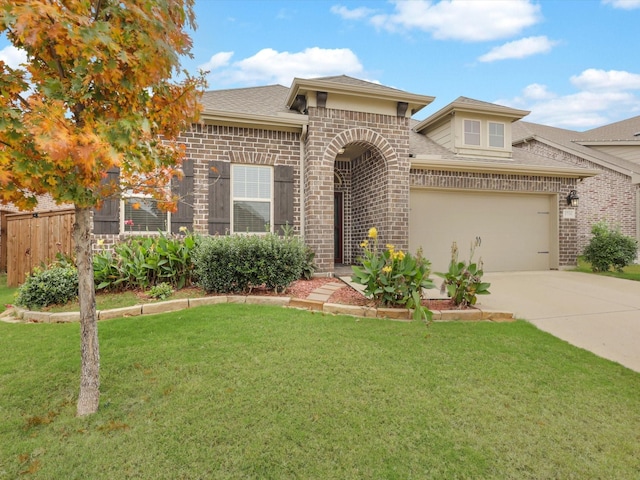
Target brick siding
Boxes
[515,140,638,252]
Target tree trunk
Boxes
[73,205,100,416]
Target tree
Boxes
[0,0,204,415]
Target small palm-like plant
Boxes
[436,241,491,307]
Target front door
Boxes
[334,192,343,264]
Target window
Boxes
[232,164,272,233]
[122,196,169,233]
[489,122,505,148]
[464,119,481,145]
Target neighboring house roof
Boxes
[513,120,640,177]
[581,115,640,142]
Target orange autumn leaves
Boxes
[0,0,205,210]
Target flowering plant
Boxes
[435,240,490,307]
[351,227,435,322]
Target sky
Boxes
[2,0,640,131]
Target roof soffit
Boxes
[285,76,435,115]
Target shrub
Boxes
[436,241,490,307]
[192,233,307,294]
[583,221,638,272]
[94,230,199,291]
[15,264,78,310]
[351,227,435,322]
[148,282,174,300]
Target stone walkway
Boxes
[306,282,345,302]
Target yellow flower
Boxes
[360,240,369,248]
[386,244,395,252]
[382,266,392,274]
[179,226,188,233]
[394,250,405,261]
[368,227,378,239]
[96,239,105,246]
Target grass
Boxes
[1,305,639,479]
[574,257,640,281]
[0,274,18,314]
[45,286,206,313]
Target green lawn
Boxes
[574,257,640,281]
[0,274,17,314]
[1,305,639,479]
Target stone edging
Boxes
[4,295,514,324]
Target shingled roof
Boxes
[513,120,640,175]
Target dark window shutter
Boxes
[208,161,230,235]
[93,168,120,234]
[274,165,294,235]
[171,159,194,234]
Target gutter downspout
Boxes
[300,124,308,239]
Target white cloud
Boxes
[570,69,640,91]
[198,52,234,72]
[330,5,376,20]
[0,45,27,69]
[522,83,555,101]
[501,69,640,129]
[602,0,640,9]
[478,36,557,62]
[205,47,364,87]
[369,0,542,41]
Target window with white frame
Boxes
[232,164,272,233]
[122,196,170,233]
[489,122,505,148]
[464,119,481,146]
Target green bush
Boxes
[94,230,199,291]
[15,264,78,310]
[192,233,307,294]
[435,241,491,307]
[148,282,173,300]
[583,221,638,272]
[351,227,435,322]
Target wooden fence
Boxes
[5,209,75,287]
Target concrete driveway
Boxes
[477,271,640,373]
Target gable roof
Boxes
[414,96,530,133]
[285,75,435,115]
[512,120,640,176]
[410,120,597,179]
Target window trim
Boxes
[120,194,171,235]
[488,121,505,148]
[230,164,274,234]
[463,119,481,146]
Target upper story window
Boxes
[463,119,481,146]
[489,122,505,148]
[122,196,170,233]
[232,164,273,233]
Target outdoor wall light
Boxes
[566,190,579,207]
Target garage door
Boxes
[409,189,556,273]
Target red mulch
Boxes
[286,278,464,310]
[172,277,464,311]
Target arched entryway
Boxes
[306,127,408,273]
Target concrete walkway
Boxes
[478,270,640,373]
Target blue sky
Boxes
[2,0,640,130]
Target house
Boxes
[93,76,598,274]
[512,116,640,253]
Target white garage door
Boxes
[409,189,556,273]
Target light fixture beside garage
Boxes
[566,190,579,207]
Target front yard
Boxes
[1,305,638,478]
